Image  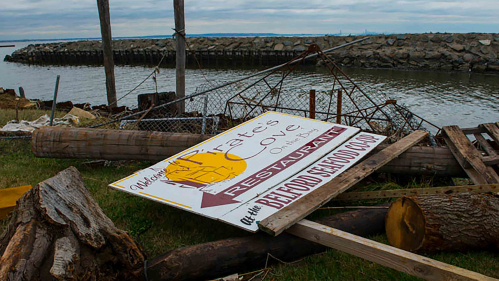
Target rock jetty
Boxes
[5,33,499,73]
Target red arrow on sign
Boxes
[201,126,347,208]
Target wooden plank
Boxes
[258,130,428,236]
[474,133,497,156]
[483,155,499,166]
[460,127,484,135]
[334,184,499,200]
[480,123,499,146]
[0,185,32,219]
[442,126,499,184]
[443,135,488,184]
[287,220,498,281]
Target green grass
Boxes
[1,111,499,280]
[0,108,66,126]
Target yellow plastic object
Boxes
[0,185,32,220]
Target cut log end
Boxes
[385,197,426,252]
[386,193,499,253]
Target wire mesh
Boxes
[90,44,440,142]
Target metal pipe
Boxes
[49,75,61,126]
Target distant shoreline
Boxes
[5,33,499,73]
[0,31,454,43]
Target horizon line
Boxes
[0,31,490,43]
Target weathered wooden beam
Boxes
[147,207,387,281]
[334,183,499,201]
[31,127,466,177]
[287,220,497,281]
[483,155,499,166]
[474,133,497,156]
[442,125,499,184]
[259,130,428,236]
[480,123,499,145]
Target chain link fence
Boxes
[91,46,440,143]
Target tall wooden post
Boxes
[97,0,117,109]
[174,0,186,113]
[336,89,343,124]
[309,89,316,119]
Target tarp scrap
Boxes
[0,114,80,132]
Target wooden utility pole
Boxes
[97,0,117,109]
[174,0,186,113]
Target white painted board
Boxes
[221,132,386,231]
[109,111,367,231]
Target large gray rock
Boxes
[386,39,396,46]
[479,40,491,46]
[430,35,442,43]
[283,40,293,46]
[449,43,464,52]
[361,38,373,45]
[444,36,454,43]
[155,41,166,48]
[274,43,284,51]
[293,45,306,52]
[394,50,409,59]
[425,51,441,60]
[463,53,475,62]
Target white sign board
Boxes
[110,111,384,232]
[220,132,386,231]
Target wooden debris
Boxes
[0,185,31,220]
[334,183,499,201]
[147,207,388,281]
[443,126,499,183]
[0,167,145,280]
[259,130,428,236]
[442,123,499,184]
[31,127,466,177]
[386,193,499,253]
[287,220,497,281]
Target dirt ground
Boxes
[0,90,35,109]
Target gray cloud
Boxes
[0,0,497,40]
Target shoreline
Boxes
[4,33,499,73]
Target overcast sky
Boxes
[1,0,498,40]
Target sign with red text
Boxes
[220,132,386,231]
[109,111,366,231]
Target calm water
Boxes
[1,40,498,129]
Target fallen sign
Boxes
[110,111,385,232]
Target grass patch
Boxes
[1,113,498,279]
[0,108,66,126]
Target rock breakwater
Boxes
[5,33,499,73]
